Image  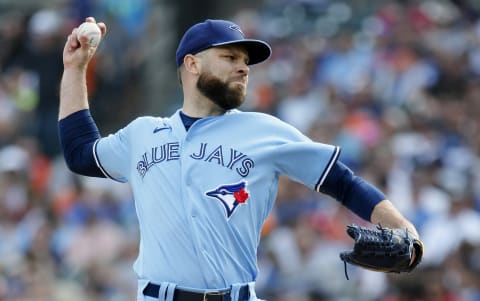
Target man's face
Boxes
[196,46,249,111]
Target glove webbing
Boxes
[342,224,393,280]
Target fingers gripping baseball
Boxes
[63,17,107,69]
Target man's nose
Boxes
[238,62,250,75]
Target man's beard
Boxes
[196,71,246,111]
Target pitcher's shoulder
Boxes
[227,110,308,139]
[128,115,169,126]
[229,110,284,125]
[120,115,173,134]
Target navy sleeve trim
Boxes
[58,109,105,178]
[314,146,341,192]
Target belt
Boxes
[143,283,250,301]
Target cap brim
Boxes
[212,39,272,65]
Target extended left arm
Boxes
[321,160,422,270]
[320,160,419,238]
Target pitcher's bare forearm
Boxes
[370,200,419,238]
[59,68,89,120]
[59,17,106,120]
[58,17,107,177]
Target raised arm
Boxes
[58,17,107,177]
[59,17,106,120]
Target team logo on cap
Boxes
[205,181,249,219]
[229,24,244,37]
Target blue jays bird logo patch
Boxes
[205,181,249,219]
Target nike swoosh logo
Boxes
[153,126,170,133]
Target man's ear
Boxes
[183,54,201,75]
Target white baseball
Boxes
[77,22,101,47]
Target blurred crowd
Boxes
[1,0,480,300]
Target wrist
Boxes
[63,64,88,73]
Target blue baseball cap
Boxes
[175,19,272,67]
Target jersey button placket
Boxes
[181,125,214,279]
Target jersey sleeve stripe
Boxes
[93,139,124,183]
[314,146,341,192]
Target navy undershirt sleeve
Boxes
[320,160,385,221]
[58,109,105,177]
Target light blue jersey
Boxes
[94,109,340,289]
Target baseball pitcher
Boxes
[58,17,423,301]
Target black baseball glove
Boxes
[340,224,424,279]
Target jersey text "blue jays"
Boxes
[136,142,254,178]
